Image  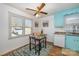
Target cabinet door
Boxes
[66,36,79,51]
[66,36,75,50]
[54,35,59,46]
[54,14,64,27]
[54,35,65,47]
[70,38,76,50]
[77,39,79,51]
[73,37,79,51]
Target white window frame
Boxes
[8,12,32,39]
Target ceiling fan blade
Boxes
[26,8,36,11]
[34,12,39,16]
[37,3,45,11]
[40,11,48,15]
[26,3,46,17]
[34,3,45,16]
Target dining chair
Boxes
[29,36,45,55]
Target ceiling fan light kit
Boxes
[26,3,48,17]
[36,14,39,18]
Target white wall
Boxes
[0,4,32,55]
[32,18,42,32]
[33,16,54,42]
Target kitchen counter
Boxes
[54,32,79,51]
[54,32,66,35]
[66,32,79,36]
[54,32,79,36]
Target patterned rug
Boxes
[6,44,53,56]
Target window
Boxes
[9,12,32,38]
[10,16,23,37]
[25,19,32,35]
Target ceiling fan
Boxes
[26,3,48,17]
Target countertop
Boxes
[54,32,79,36]
[66,33,79,36]
[54,32,66,35]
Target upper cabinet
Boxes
[54,7,79,27]
[54,12,64,27]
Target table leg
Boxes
[29,37,31,51]
[35,40,36,54]
[38,40,41,55]
[45,37,47,48]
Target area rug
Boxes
[6,44,53,56]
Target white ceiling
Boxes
[6,3,79,18]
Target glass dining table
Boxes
[29,34,47,55]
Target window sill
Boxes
[8,35,30,39]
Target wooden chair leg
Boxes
[35,45,37,54]
[45,37,47,48]
[42,40,44,48]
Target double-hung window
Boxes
[9,12,32,38]
[24,19,32,35]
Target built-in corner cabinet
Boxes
[54,34,65,47]
[66,35,79,51]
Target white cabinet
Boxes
[54,34,65,47]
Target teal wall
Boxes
[54,7,79,27]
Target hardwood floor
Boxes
[48,45,79,56]
[48,45,62,56]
